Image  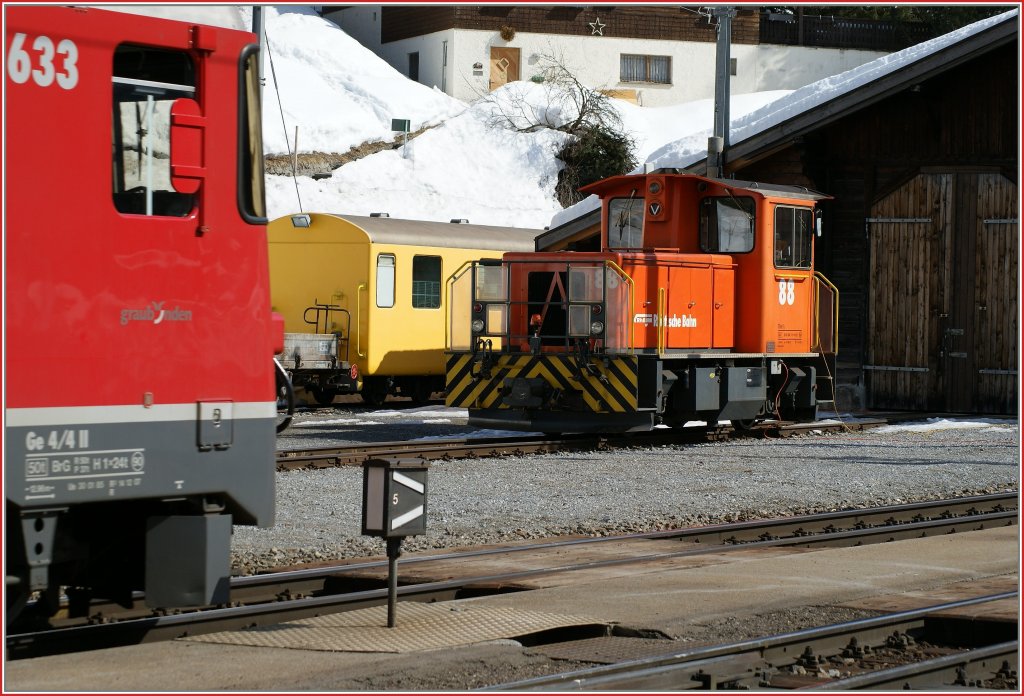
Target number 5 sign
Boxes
[362,458,430,538]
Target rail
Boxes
[302,302,352,363]
[759,13,934,52]
[274,417,901,470]
[8,493,1016,659]
[487,593,1018,690]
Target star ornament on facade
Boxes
[589,17,606,36]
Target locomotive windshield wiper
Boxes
[616,188,638,244]
[723,186,753,221]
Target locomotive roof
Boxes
[307,214,541,252]
[702,176,830,201]
[582,172,830,202]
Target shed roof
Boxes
[715,11,1018,174]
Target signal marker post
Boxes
[391,118,411,157]
[361,458,430,627]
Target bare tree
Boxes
[481,51,636,207]
[483,52,624,136]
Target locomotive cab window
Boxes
[608,192,644,249]
[412,255,441,309]
[111,45,196,217]
[774,206,813,269]
[699,196,755,253]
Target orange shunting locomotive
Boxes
[445,171,839,433]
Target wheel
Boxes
[360,377,389,407]
[409,379,433,405]
[274,359,294,433]
[311,387,336,407]
[731,418,758,431]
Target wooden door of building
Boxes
[971,174,1018,413]
[489,47,520,91]
[866,172,1017,414]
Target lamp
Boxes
[290,214,311,228]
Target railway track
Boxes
[275,417,890,471]
[8,492,1016,660]
[484,593,1019,691]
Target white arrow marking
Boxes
[392,471,424,494]
[391,505,424,530]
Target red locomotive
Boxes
[5,6,280,625]
[446,171,838,432]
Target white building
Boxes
[321,6,910,107]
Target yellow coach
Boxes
[269,213,540,407]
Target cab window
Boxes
[412,255,441,308]
[607,195,644,249]
[240,46,267,223]
[111,45,195,217]
[699,197,755,253]
[774,206,813,268]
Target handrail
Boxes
[444,261,476,351]
[455,257,637,354]
[813,271,840,354]
[657,287,666,354]
[356,283,367,358]
[603,259,635,352]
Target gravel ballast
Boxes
[233,403,1019,575]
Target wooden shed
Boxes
[539,12,1019,415]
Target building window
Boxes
[408,51,419,81]
[412,255,441,308]
[620,54,671,84]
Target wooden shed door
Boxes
[972,175,1018,413]
[867,172,1018,414]
[489,47,520,91]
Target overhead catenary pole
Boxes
[709,6,735,179]
[251,6,264,87]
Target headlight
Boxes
[590,321,604,335]
[471,319,485,333]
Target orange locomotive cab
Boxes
[583,173,829,355]
[446,172,838,433]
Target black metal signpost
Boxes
[361,457,429,627]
